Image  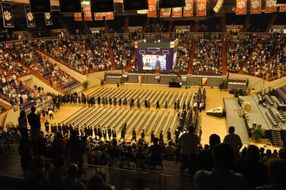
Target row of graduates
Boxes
[56,92,196,111]
[45,121,173,142]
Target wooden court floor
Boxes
[50,84,277,150]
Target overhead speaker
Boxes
[159,0,186,8]
[30,0,51,13]
[123,0,148,11]
[91,0,115,12]
[59,0,82,12]
[276,0,286,4]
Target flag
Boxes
[160,8,171,17]
[265,0,276,13]
[280,5,286,12]
[183,0,193,17]
[196,0,207,16]
[172,7,182,17]
[1,3,14,28]
[148,0,157,18]
[236,0,247,15]
[250,0,262,14]
[74,12,82,21]
[44,12,53,26]
[105,12,114,20]
[83,4,92,21]
[94,13,104,20]
[25,6,36,27]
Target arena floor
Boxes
[49,84,275,148]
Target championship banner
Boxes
[105,12,114,20]
[25,6,36,27]
[160,8,171,17]
[148,0,157,18]
[83,5,92,21]
[196,0,207,16]
[280,5,286,12]
[74,13,82,21]
[44,12,53,26]
[94,13,104,20]
[265,0,276,13]
[250,0,262,14]
[183,0,193,17]
[1,3,14,28]
[236,0,247,15]
[172,7,182,17]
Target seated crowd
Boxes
[193,33,222,75]
[175,38,191,73]
[243,33,286,81]
[227,32,258,73]
[110,35,135,69]
[17,43,77,89]
[38,33,112,74]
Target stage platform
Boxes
[224,98,250,144]
[240,96,272,130]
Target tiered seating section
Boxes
[226,32,286,80]
[193,33,222,75]
[110,35,135,69]
[38,33,111,74]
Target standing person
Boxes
[178,126,200,173]
[223,126,243,153]
[44,120,50,133]
[156,101,160,109]
[27,106,41,141]
[159,130,164,143]
[167,128,172,141]
[18,110,28,137]
[165,101,168,109]
[48,108,54,120]
[132,128,137,141]
[141,129,145,140]
[121,123,127,140]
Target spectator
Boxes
[194,143,247,190]
[256,159,286,190]
[235,145,269,190]
[61,164,86,190]
[27,106,41,140]
[223,126,243,153]
[178,126,200,173]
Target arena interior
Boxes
[0,0,286,190]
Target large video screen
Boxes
[142,54,167,70]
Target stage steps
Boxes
[271,130,284,147]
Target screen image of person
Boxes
[143,55,166,70]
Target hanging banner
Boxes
[265,0,276,13]
[280,5,286,12]
[236,0,247,15]
[105,12,114,20]
[160,8,171,17]
[148,0,157,18]
[74,12,82,21]
[83,4,92,21]
[44,12,53,26]
[196,0,207,16]
[250,0,262,14]
[172,7,182,17]
[1,3,14,28]
[183,0,194,17]
[25,6,36,27]
[94,13,104,20]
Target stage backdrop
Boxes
[136,47,175,71]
